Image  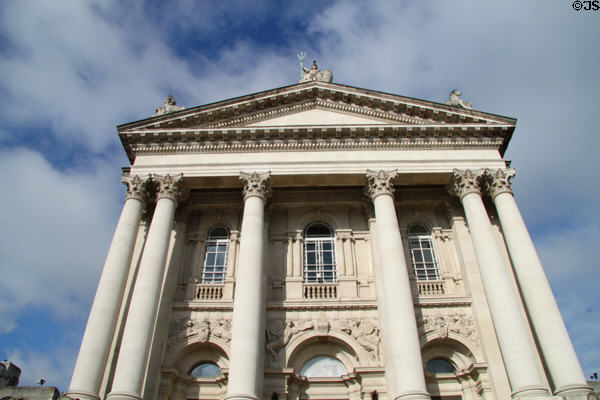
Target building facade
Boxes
[67,73,592,400]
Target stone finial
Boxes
[485,168,515,198]
[445,90,472,109]
[298,53,333,83]
[450,169,484,200]
[121,174,151,203]
[153,174,186,203]
[365,169,398,200]
[240,172,272,201]
[154,95,185,116]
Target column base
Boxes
[225,394,259,400]
[64,389,100,400]
[511,385,554,399]
[394,391,431,400]
[105,391,142,400]
[555,383,594,400]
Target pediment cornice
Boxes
[118,81,516,162]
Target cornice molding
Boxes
[203,98,427,128]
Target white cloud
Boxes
[0,148,122,332]
[0,0,598,387]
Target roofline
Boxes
[117,81,517,131]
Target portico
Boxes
[69,76,590,400]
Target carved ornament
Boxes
[485,168,515,198]
[264,318,382,367]
[445,90,472,109]
[167,318,232,349]
[418,313,478,343]
[121,174,150,202]
[365,169,398,200]
[153,173,185,203]
[154,95,185,116]
[450,169,484,200]
[240,171,272,201]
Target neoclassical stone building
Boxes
[68,71,592,400]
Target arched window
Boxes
[407,223,440,281]
[303,223,336,283]
[300,356,347,377]
[426,357,456,374]
[201,226,229,283]
[189,362,222,378]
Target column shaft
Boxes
[489,170,589,397]
[452,169,552,400]
[107,174,183,400]
[68,175,147,400]
[226,172,270,400]
[373,194,430,400]
[366,170,430,400]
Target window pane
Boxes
[190,362,222,377]
[426,358,455,373]
[216,253,225,265]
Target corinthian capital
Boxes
[153,174,185,203]
[485,168,515,198]
[450,169,484,200]
[240,171,272,201]
[365,169,398,200]
[121,174,151,202]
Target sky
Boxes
[0,0,599,392]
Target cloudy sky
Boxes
[1,0,598,392]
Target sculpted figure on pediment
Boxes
[445,89,472,109]
[298,53,333,83]
[154,95,185,116]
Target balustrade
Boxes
[195,284,224,300]
[303,283,338,299]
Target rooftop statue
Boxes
[154,95,185,116]
[298,52,333,83]
[445,89,472,109]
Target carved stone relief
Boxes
[167,318,232,350]
[264,318,381,367]
[417,313,478,343]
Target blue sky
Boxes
[0,0,599,392]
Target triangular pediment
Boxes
[119,81,516,132]
[247,108,389,127]
[118,81,517,162]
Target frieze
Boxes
[167,318,232,350]
[264,318,381,367]
[417,313,478,343]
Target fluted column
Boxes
[107,174,185,400]
[68,175,150,400]
[226,172,271,400]
[452,169,553,400]
[365,170,430,400]
[486,169,591,399]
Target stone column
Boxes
[485,169,591,399]
[106,174,185,400]
[451,169,552,400]
[226,172,271,400]
[365,170,430,400]
[68,174,150,400]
